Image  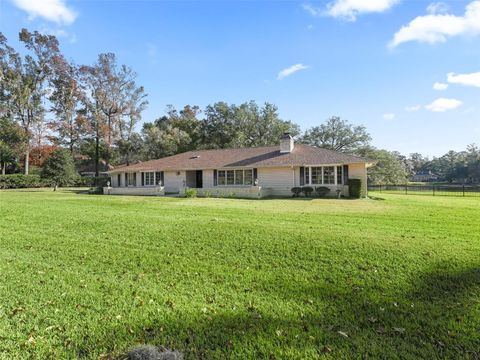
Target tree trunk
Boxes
[95,132,100,178]
[24,146,30,175]
[1,162,5,175]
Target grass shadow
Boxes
[90,264,480,359]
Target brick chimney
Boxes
[280,133,294,153]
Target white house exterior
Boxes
[105,134,371,198]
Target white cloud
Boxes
[302,3,322,17]
[426,2,449,15]
[383,113,395,120]
[405,105,421,112]
[425,97,462,112]
[389,1,480,47]
[12,0,76,25]
[433,82,448,90]
[39,26,77,43]
[325,0,399,21]
[277,64,309,80]
[447,71,480,87]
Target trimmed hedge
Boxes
[0,174,110,189]
[291,187,302,197]
[0,174,47,189]
[315,186,330,197]
[301,186,314,197]
[348,178,363,198]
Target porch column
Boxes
[334,165,338,185]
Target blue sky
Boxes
[1,0,479,157]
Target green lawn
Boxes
[0,190,479,359]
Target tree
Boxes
[80,53,147,175]
[301,116,371,154]
[357,146,408,185]
[116,80,148,165]
[41,149,78,190]
[230,101,300,148]
[49,56,87,156]
[141,122,191,160]
[0,29,60,175]
[0,117,25,174]
[200,101,299,149]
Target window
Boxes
[235,170,243,185]
[244,169,253,185]
[323,166,335,184]
[306,166,340,185]
[117,174,121,187]
[155,172,163,186]
[311,167,322,184]
[145,172,155,186]
[226,170,234,185]
[337,166,343,185]
[217,169,254,186]
[218,170,226,185]
[128,173,136,186]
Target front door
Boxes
[196,170,203,188]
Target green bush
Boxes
[185,188,197,198]
[41,149,78,188]
[315,186,330,197]
[203,190,211,198]
[0,174,47,189]
[291,187,302,197]
[301,186,314,197]
[348,178,363,198]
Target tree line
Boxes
[1,29,478,185]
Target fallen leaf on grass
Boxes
[321,346,332,353]
[337,331,348,338]
[393,327,405,333]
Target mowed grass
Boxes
[0,190,479,359]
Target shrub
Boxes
[0,174,46,189]
[203,190,211,198]
[291,187,302,197]
[74,177,110,188]
[315,186,330,197]
[301,186,314,197]
[41,149,78,189]
[348,178,363,198]
[184,188,197,198]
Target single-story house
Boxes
[105,134,372,198]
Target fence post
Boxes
[405,184,408,195]
[433,185,435,196]
[463,184,465,197]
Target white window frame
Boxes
[144,172,155,186]
[305,165,342,185]
[217,168,254,186]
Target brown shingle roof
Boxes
[109,144,369,173]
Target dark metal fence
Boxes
[368,184,480,197]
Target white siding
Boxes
[258,167,295,196]
[348,163,368,197]
[111,174,119,187]
[164,170,185,193]
[203,169,214,188]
